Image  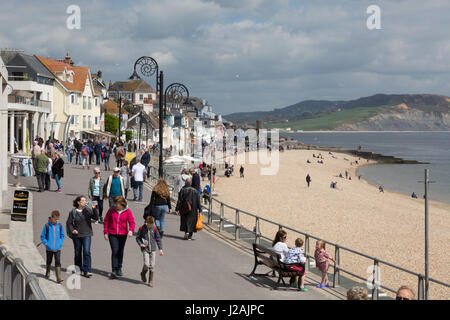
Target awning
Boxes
[81,130,116,138]
[11,90,34,98]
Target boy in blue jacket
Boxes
[40,210,65,283]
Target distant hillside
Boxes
[225,94,450,131]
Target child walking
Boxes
[284,238,308,292]
[314,240,336,288]
[136,216,163,287]
[40,210,65,283]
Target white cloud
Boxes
[1,0,450,115]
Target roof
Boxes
[6,53,55,79]
[101,100,129,115]
[109,80,156,93]
[184,96,204,110]
[35,55,90,92]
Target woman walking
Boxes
[52,153,64,193]
[88,167,106,223]
[103,196,136,279]
[175,178,201,240]
[66,196,99,278]
[103,144,111,171]
[147,178,172,238]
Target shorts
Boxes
[286,265,305,276]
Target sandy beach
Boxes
[211,149,450,299]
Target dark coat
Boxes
[192,173,201,191]
[52,158,64,177]
[141,151,150,167]
[136,224,163,253]
[176,185,201,233]
[66,207,99,239]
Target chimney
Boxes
[98,70,103,79]
[65,52,71,65]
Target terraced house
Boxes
[36,53,101,141]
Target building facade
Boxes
[36,53,101,141]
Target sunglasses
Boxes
[395,296,410,300]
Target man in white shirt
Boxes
[131,157,147,202]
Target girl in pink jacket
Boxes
[104,196,136,279]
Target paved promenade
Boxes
[8,154,341,300]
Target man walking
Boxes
[240,165,244,178]
[131,157,146,202]
[104,168,126,208]
[306,174,312,188]
[141,148,151,179]
[31,141,41,175]
[35,150,49,192]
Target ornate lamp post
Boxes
[130,57,189,178]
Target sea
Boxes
[284,132,450,204]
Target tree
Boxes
[121,130,133,142]
[104,113,118,135]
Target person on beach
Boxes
[379,186,384,193]
[306,174,311,188]
[136,216,163,287]
[120,160,131,200]
[176,178,201,240]
[411,192,418,199]
[347,286,368,300]
[284,238,308,292]
[103,196,136,279]
[40,210,65,283]
[66,196,99,278]
[145,178,172,238]
[88,167,106,223]
[314,240,336,288]
[240,165,244,178]
[105,168,126,208]
[271,230,289,262]
[52,153,64,193]
[396,285,415,300]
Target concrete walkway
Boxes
[10,155,341,300]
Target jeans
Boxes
[67,151,72,164]
[92,195,104,219]
[76,152,82,165]
[108,234,127,272]
[96,152,101,165]
[89,152,94,165]
[36,171,46,191]
[133,181,144,201]
[72,236,92,273]
[45,173,51,190]
[54,173,61,190]
[46,250,61,268]
[104,157,110,170]
[152,205,168,232]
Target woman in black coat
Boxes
[52,153,64,192]
[176,178,201,240]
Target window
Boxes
[88,97,92,109]
[95,117,98,125]
[95,98,98,107]
[139,94,144,100]
[71,116,75,125]
[88,116,91,129]
[83,116,86,129]
[83,96,86,109]
[71,94,77,104]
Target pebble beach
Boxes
[211,149,450,299]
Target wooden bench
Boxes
[249,243,305,290]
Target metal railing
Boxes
[146,165,450,300]
[0,246,46,300]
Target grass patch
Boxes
[266,106,390,131]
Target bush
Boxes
[105,114,118,135]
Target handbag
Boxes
[196,214,203,231]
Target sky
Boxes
[1,0,450,116]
